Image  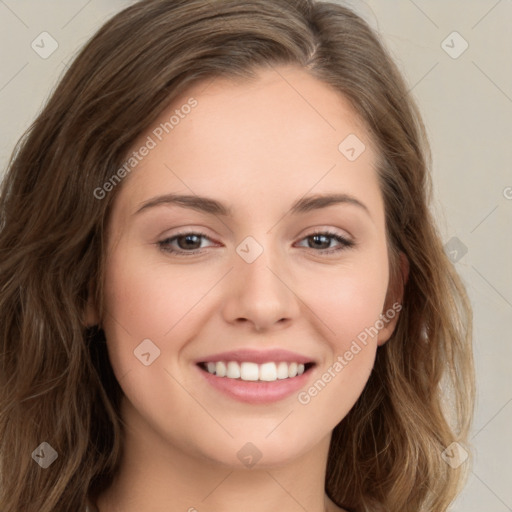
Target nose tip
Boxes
[223,255,299,332]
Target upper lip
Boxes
[195,349,315,365]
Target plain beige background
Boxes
[0,1,511,510]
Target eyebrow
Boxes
[135,192,371,218]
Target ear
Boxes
[377,251,409,346]
[83,280,100,327]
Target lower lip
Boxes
[196,365,315,404]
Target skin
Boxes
[88,65,406,512]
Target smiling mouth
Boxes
[197,361,316,382]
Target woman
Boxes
[0,1,475,511]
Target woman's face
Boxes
[94,65,400,468]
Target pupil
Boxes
[179,235,200,250]
[311,234,329,249]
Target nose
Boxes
[221,244,300,332]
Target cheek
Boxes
[304,256,389,349]
[295,271,386,429]
[103,258,167,338]
[293,253,388,417]
[100,246,178,376]
[101,244,224,381]
[103,247,204,339]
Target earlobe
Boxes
[377,251,409,346]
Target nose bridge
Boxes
[222,232,299,330]
[236,233,289,302]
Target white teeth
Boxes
[259,362,277,381]
[204,361,310,382]
[216,361,227,377]
[226,361,240,379]
[276,362,289,379]
[240,362,259,381]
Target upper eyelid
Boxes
[160,229,352,241]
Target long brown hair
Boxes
[0,1,475,510]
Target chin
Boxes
[194,430,323,470]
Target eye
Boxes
[157,231,215,256]
[295,230,355,254]
[157,229,355,257]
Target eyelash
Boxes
[157,230,355,257]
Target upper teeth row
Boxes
[205,361,306,381]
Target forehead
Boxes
[112,65,382,224]
[167,65,372,158]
